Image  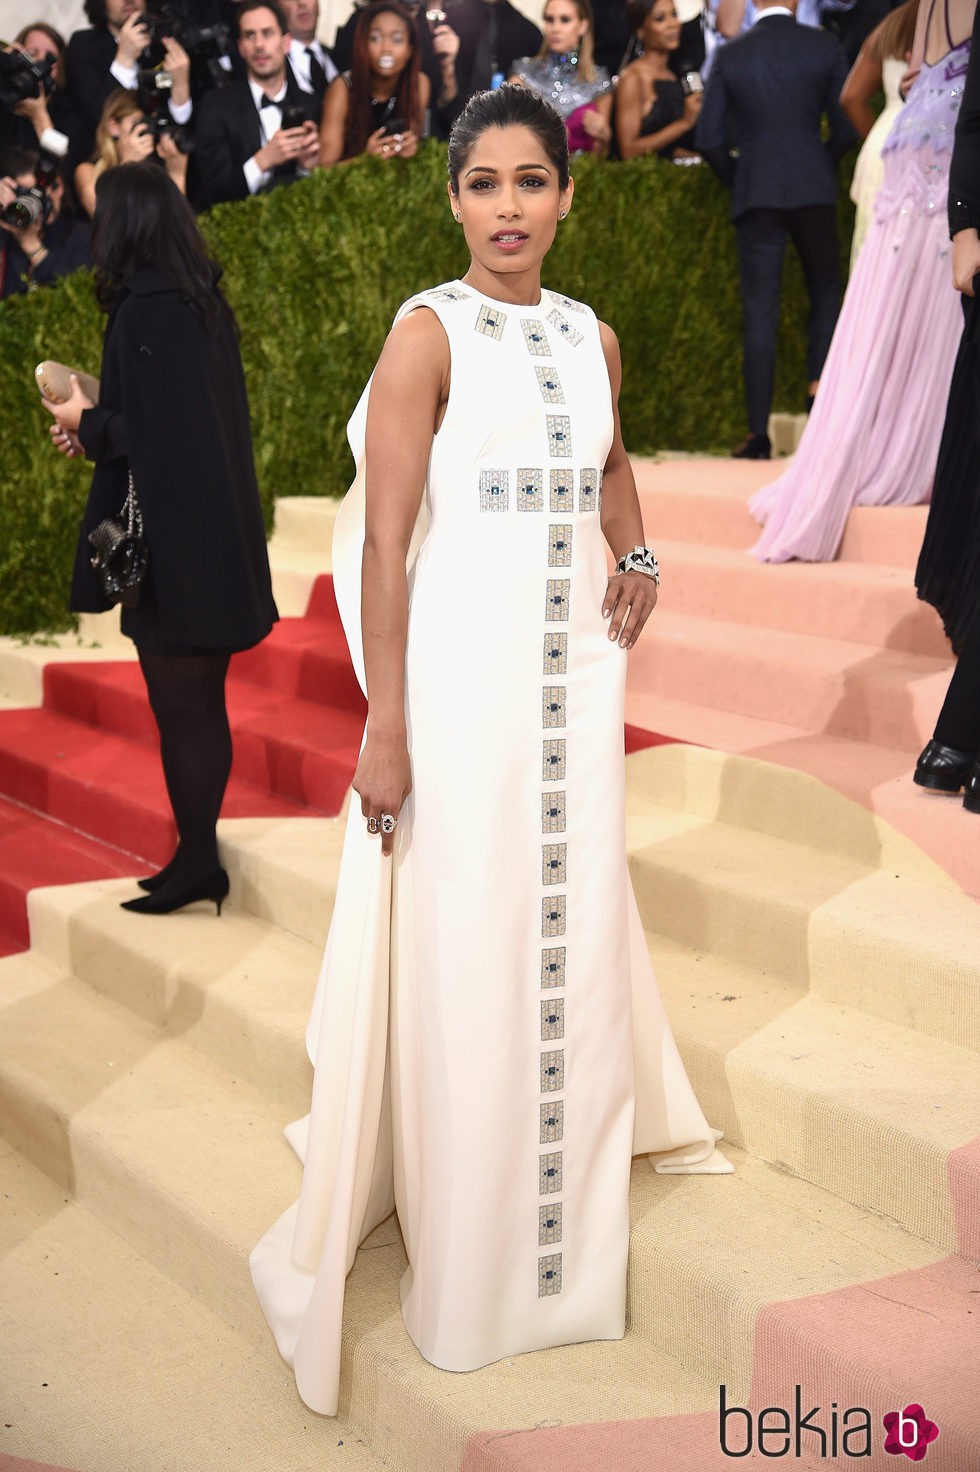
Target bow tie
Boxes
[259,93,281,108]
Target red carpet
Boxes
[0,575,672,957]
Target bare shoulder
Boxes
[377,305,449,375]
[598,320,622,379]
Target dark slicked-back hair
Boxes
[237,0,290,36]
[92,161,228,331]
[448,84,570,193]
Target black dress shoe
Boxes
[964,762,980,813]
[732,433,771,460]
[121,867,229,916]
[913,739,976,793]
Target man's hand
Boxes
[160,36,191,104]
[255,125,309,170]
[116,11,150,69]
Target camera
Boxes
[136,66,194,152]
[0,148,58,229]
[136,4,231,91]
[0,47,56,112]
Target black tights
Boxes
[138,647,233,875]
[934,608,980,753]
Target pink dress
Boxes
[749,40,969,563]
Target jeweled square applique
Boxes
[541,897,566,937]
[521,319,551,356]
[579,469,598,513]
[479,468,509,511]
[543,634,567,678]
[542,842,567,885]
[541,790,566,832]
[534,366,565,404]
[541,946,566,986]
[548,521,572,563]
[428,287,471,302]
[547,415,573,458]
[517,468,544,511]
[539,1203,563,1245]
[547,308,584,348]
[542,739,566,781]
[549,475,573,515]
[539,1151,563,1194]
[539,1098,564,1142]
[542,686,566,728]
[475,303,506,340]
[540,999,565,1042]
[540,1048,564,1090]
[545,579,570,621]
[538,1252,562,1296]
[548,291,586,314]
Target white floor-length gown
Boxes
[250,280,732,1417]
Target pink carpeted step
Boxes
[232,617,365,711]
[0,707,308,866]
[633,457,930,570]
[230,696,364,810]
[0,794,136,953]
[658,540,949,658]
[632,610,950,753]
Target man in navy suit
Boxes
[191,0,321,209]
[696,0,854,457]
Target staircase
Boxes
[1,471,978,1472]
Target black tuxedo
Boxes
[65,27,126,162]
[696,12,855,436]
[190,74,319,209]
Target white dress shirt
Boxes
[288,36,338,92]
[243,75,287,194]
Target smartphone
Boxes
[35,361,100,405]
[280,104,307,131]
[382,116,408,136]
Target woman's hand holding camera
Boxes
[367,126,420,159]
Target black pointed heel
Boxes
[121,867,229,916]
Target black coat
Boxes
[446,0,542,98]
[695,13,854,219]
[64,28,122,163]
[190,73,320,208]
[71,268,278,653]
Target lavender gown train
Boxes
[750,40,970,563]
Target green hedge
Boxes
[0,144,854,635]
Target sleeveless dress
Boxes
[250,280,731,1418]
[749,40,969,563]
[848,55,907,266]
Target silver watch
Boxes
[616,545,660,586]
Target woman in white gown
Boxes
[251,84,731,1418]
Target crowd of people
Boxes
[0,0,908,293]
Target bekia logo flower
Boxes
[882,1404,940,1460]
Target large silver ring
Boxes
[366,816,380,834]
[380,813,397,834]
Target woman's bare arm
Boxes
[597,322,658,649]
[840,43,883,137]
[319,75,350,167]
[354,307,449,850]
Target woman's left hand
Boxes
[48,422,83,458]
[582,108,611,143]
[602,571,658,649]
[41,373,94,433]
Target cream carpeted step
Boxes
[267,495,339,617]
[2,955,972,1469]
[0,1144,386,1472]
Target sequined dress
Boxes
[511,53,612,151]
[750,40,970,562]
[249,280,730,1416]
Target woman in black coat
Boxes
[44,161,278,911]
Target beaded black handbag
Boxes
[87,471,148,608]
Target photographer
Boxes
[0,26,83,172]
[76,90,188,217]
[0,145,91,298]
[66,1,193,162]
[192,1,320,208]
